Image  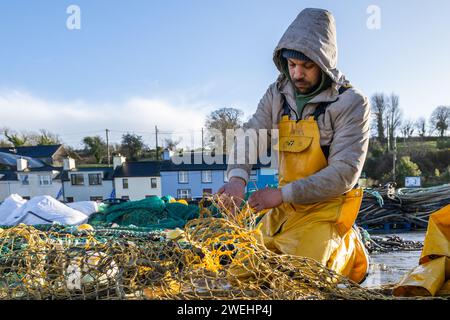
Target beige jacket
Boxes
[227,8,371,204]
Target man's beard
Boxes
[295,80,320,94]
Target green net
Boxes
[88,197,199,230]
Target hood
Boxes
[273,8,346,87]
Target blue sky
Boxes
[1,0,449,148]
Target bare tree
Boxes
[164,137,182,151]
[400,119,415,140]
[30,129,62,145]
[387,93,402,148]
[415,117,427,138]
[1,128,62,147]
[430,106,450,137]
[3,128,29,147]
[205,107,243,151]
[370,93,387,142]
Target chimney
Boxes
[16,158,28,171]
[113,154,126,169]
[162,149,174,161]
[63,157,76,171]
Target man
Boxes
[218,8,370,283]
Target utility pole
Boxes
[393,135,397,183]
[201,127,204,156]
[386,116,390,151]
[105,129,110,166]
[155,125,159,160]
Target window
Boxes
[145,195,157,198]
[22,196,30,200]
[122,178,129,189]
[177,189,191,199]
[203,188,213,195]
[178,171,189,184]
[66,197,74,203]
[151,178,157,189]
[89,173,102,185]
[70,174,84,186]
[19,174,29,185]
[90,196,103,202]
[121,195,130,200]
[39,175,52,186]
[201,170,212,183]
[250,170,258,182]
[223,171,229,182]
[260,168,276,176]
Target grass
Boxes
[396,140,437,153]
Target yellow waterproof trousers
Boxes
[394,204,450,296]
[258,115,369,284]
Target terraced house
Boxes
[112,155,162,201]
[0,146,277,203]
[60,158,115,203]
[160,150,278,199]
[0,145,68,201]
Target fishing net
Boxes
[88,197,200,230]
[0,195,389,300]
[358,184,450,229]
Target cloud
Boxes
[0,89,213,148]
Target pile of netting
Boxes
[358,228,423,254]
[357,184,450,229]
[0,195,388,300]
[88,196,200,230]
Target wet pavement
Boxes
[361,231,426,288]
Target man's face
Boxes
[287,58,322,94]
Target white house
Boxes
[113,155,162,201]
[61,158,115,202]
[0,158,62,202]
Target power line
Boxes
[107,129,204,135]
[155,125,159,160]
[47,128,207,150]
[58,130,105,136]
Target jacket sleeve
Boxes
[281,93,371,204]
[226,84,275,184]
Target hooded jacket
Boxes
[227,8,371,204]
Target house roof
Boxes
[160,159,228,171]
[160,153,271,171]
[114,161,161,178]
[0,170,17,181]
[0,152,47,168]
[0,145,63,158]
[25,165,61,172]
[60,167,115,181]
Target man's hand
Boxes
[217,177,246,211]
[248,188,283,212]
